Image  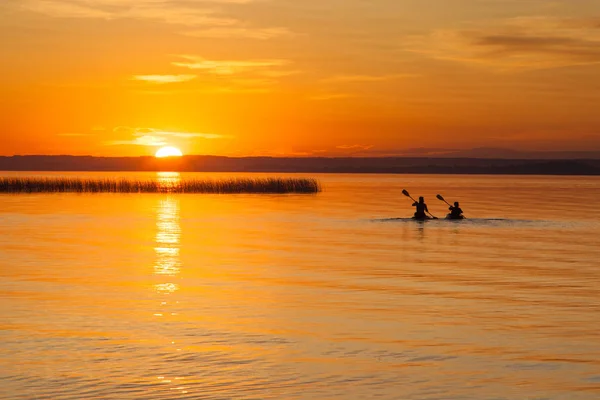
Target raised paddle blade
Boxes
[436,194,452,207]
[402,189,411,197]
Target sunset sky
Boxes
[1,0,599,156]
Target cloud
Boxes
[168,56,294,92]
[124,54,296,94]
[107,127,229,146]
[20,0,111,19]
[210,86,273,94]
[109,135,168,147]
[172,56,290,75]
[322,74,418,83]
[404,16,600,70]
[260,70,302,78]
[336,144,374,150]
[20,0,243,25]
[113,126,137,136]
[309,93,356,101]
[18,0,290,40]
[160,132,229,139]
[183,27,292,40]
[132,75,197,84]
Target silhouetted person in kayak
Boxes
[448,201,463,219]
[412,196,429,219]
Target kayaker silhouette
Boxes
[448,201,463,219]
[403,189,438,219]
[436,194,466,219]
[412,196,429,219]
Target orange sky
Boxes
[1,0,599,156]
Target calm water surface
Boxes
[1,173,599,399]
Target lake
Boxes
[1,173,599,399]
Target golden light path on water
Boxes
[153,172,188,395]
[154,174,182,284]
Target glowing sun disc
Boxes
[155,146,183,158]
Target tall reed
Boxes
[0,177,321,194]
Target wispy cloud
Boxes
[167,56,294,92]
[336,144,374,151]
[404,16,600,71]
[19,0,291,40]
[183,27,292,40]
[107,127,230,146]
[260,70,302,78]
[322,74,418,83]
[20,0,111,19]
[309,93,356,101]
[20,0,241,25]
[160,131,228,139]
[172,56,290,75]
[109,135,168,147]
[210,86,273,94]
[132,75,197,84]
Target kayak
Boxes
[410,215,465,221]
[412,215,434,221]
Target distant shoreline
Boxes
[1,156,600,175]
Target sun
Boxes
[155,146,183,158]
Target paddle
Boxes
[403,189,437,219]
[436,194,452,207]
[402,189,416,203]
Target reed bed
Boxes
[0,177,321,194]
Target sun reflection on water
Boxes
[153,175,188,395]
[154,173,181,280]
[154,198,181,280]
[153,198,181,324]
